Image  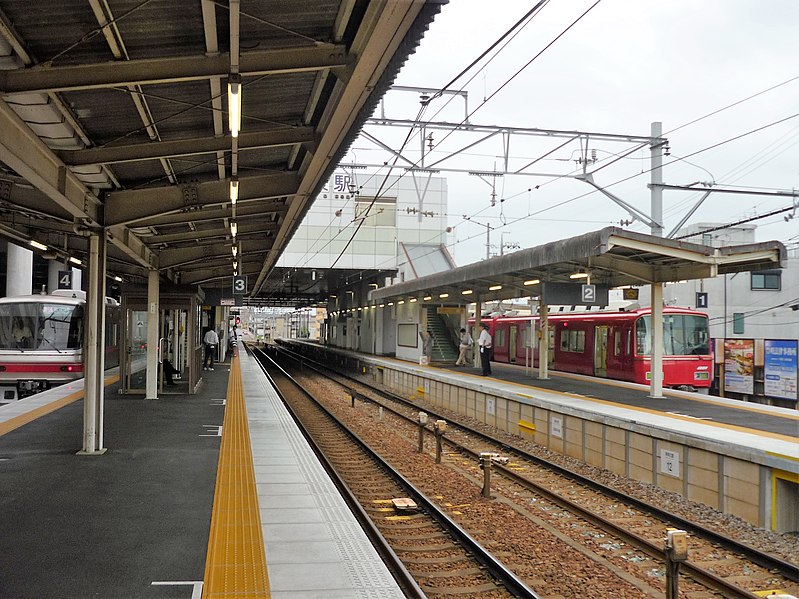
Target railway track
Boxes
[269,342,799,599]
[251,346,536,598]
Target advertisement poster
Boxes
[724,339,754,394]
[764,339,798,400]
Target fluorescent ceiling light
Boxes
[230,222,237,238]
[228,76,242,137]
[230,179,239,204]
[231,245,238,257]
[423,295,432,301]
[570,272,589,279]
[439,293,449,298]
[409,298,417,302]
[489,285,502,291]
[461,289,473,295]
[523,279,540,286]
[113,276,123,282]
[29,240,48,251]
[397,300,405,305]
[69,257,81,266]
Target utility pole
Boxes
[464,216,494,260]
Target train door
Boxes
[548,328,555,368]
[509,325,518,364]
[594,325,609,377]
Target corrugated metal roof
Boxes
[0,0,446,302]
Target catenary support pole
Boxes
[538,296,548,380]
[650,121,664,237]
[650,282,664,398]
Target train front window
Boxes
[0,303,83,351]
[635,315,709,356]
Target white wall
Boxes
[394,301,424,362]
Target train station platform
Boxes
[282,340,799,534]
[0,344,404,598]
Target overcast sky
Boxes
[342,0,799,267]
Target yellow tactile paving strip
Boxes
[0,374,119,437]
[202,354,270,598]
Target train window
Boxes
[560,329,586,352]
[495,329,505,347]
[636,315,710,356]
[614,330,621,356]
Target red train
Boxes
[471,306,712,391]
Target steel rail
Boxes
[273,342,799,586]
[253,345,540,599]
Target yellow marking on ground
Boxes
[517,420,536,432]
[0,374,120,437]
[371,499,394,504]
[385,515,412,521]
[425,354,799,422]
[452,511,463,515]
[434,495,444,499]
[202,355,269,599]
[753,591,786,597]
[375,508,394,512]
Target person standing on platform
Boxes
[203,327,219,371]
[421,329,433,364]
[455,327,473,366]
[478,322,492,376]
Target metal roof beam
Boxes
[146,221,277,245]
[0,46,349,94]
[57,126,316,166]
[159,237,272,269]
[133,200,286,228]
[105,172,299,226]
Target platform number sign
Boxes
[57,270,72,290]
[696,292,709,309]
[232,275,247,295]
[581,284,596,304]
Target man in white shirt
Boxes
[477,322,492,376]
[455,328,473,366]
[203,328,219,370]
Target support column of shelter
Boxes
[6,242,32,296]
[538,297,549,380]
[650,282,664,398]
[145,270,159,400]
[79,232,106,455]
[473,296,481,368]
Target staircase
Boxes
[425,307,459,363]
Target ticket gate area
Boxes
[119,286,205,395]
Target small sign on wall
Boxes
[659,449,681,478]
[486,397,496,416]
[550,415,563,439]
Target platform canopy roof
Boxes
[370,227,787,305]
[0,0,444,301]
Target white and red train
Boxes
[471,306,712,391]
[0,290,120,402]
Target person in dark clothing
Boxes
[478,322,492,376]
[163,356,180,386]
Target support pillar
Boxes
[473,296,482,368]
[650,282,664,398]
[538,299,549,380]
[6,242,33,296]
[80,232,107,455]
[145,269,160,400]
